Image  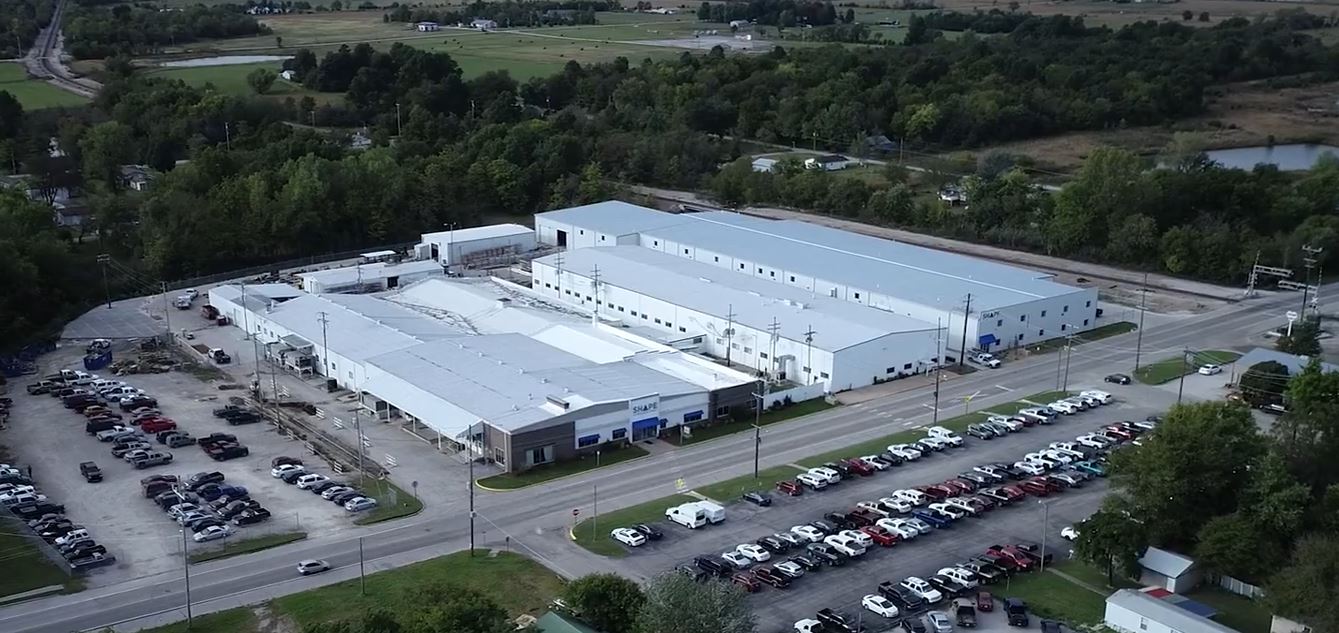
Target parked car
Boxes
[1104,373,1131,385]
[79,462,103,483]
[1198,364,1222,376]
[611,527,647,547]
[776,480,804,496]
[743,491,773,507]
[343,497,378,512]
[1004,598,1029,627]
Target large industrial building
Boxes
[535,202,1099,360]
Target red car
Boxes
[981,552,1021,571]
[732,572,760,593]
[916,484,953,500]
[1030,476,1064,493]
[977,591,994,612]
[1103,426,1134,441]
[942,479,976,495]
[846,508,879,527]
[775,480,803,496]
[1018,479,1050,496]
[860,525,899,547]
[986,545,1035,571]
[140,419,177,434]
[999,485,1027,501]
[842,459,875,476]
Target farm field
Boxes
[143,61,318,98]
[0,63,90,109]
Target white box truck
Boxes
[665,503,707,529]
[693,500,726,524]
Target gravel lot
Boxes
[2,345,363,586]
[607,395,1171,633]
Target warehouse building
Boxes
[414,223,536,269]
[531,246,943,391]
[297,259,444,294]
[534,202,1099,358]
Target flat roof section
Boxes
[647,212,1087,311]
[419,223,533,243]
[260,293,456,362]
[538,247,939,352]
[297,259,443,287]
[534,201,687,237]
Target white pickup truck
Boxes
[972,352,1001,368]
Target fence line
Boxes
[1214,573,1266,599]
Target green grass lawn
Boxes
[1189,588,1272,633]
[188,531,307,564]
[0,531,77,598]
[1032,321,1139,353]
[140,551,564,633]
[572,493,697,557]
[1135,350,1241,385]
[476,443,648,490]
[0,63,90,110]
[351,476,423,525]
[677,399,835,445]
[997,564,1108,626]
[692,464,806,503]
[143,62,318,98]
[1057,561,1141,592]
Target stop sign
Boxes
[572,508,580,517]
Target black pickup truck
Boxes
[79,462,103,483]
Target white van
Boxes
[693,500,726,524]
[665,503,707,529]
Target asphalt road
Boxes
[0,287,1322,633]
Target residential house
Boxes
[532,611,605,633]
[729,19,752,29]
[751,157,778,173]
[279,70,297,81]
[804,154,852,171]
[471,18,498,30]
[53,203,91,228]
[938,186,967,206]
[1138,547,1203,593]
[1104,590,1240,633]
[117,165,159,192]
[865,134,898,154]
[416,21,440,31]
[0,174,71,205]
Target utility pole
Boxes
[97,254,112,308]
[182,528,193,629]
[1177,347,1190,404]
[1134,272,1148,372]
[161,281,172,338]
[803,325,816,385]
[766,318,781,380]
[1061,336,1073,392]
[224,122,231,150]
[1039,500,1051,573]
[358,536,366,595]
[395,101,402,137]
[958,293,972,369]
[591,265,602,319]
[1300,245,1321,317]
[932,318,943,425]
[1055,341,1064,391]
[468,421,476,556]
[316,311,330,379]
[724,304,736,367]
[751,390,764,478]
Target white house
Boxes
[1104,590,1239,633]
[416,21,440,31]
[471,18,498,30]
[1138,547,1203,593]
[279,70,297,81]
[804,154,853,171]
[751,157,778,173]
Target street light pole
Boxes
[1039,500,1051,573]
[468,421,476,556]
[1061,336,1073,392]
[358,536,366,596]
[932,318,943,425]
[752,390,764,478]
[182,528,193,629]
[1177,347,1190,404]
[1134,271,1148,372]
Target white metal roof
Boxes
[1105,590,1238,633]
[1138,547,1197,578]
[644,211,1088,311]
[538,247,939,352]
[364,335,701,432]
[258,293,456,362]
[419,223,532,243]
[297,259,443,287]
[535,201,688,236]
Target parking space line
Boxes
[995,385,1014,392]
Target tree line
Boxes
[0,0,54,59]
[696,0,841,27]
[64,4,269,59]
[1074,363,1339,630]
[386,0,615,27]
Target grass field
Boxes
[1033,321,1139,353]
[0,531,76,598]
[1189,587,1272,633]
[692,464,806,502]
[188,531,308,564]
[999,563,1108,626]
[476,443,649,490]
[143,61,322,98]
[677,399,835,445]
[349,476,423,525]
[140,551,564,633]
[0,63,90,110]
[1135,350,1241,385]
[572,493,697,557]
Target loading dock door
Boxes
[557,230,568,247]
[631,417,659,441]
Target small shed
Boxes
[1138,547,1202,593]
[416,21,440,32]
[751,157,778,173]
[471,18,498,30]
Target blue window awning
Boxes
[632,417,659,431]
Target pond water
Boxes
[1203,143,1339,171]
[160,55,290,68]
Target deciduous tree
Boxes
[563,573,645,633]
[1238,360,1289,406]
[639,572,756,633]
[1266,535,1339,632]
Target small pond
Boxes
[1203,143,1339,171]
[160,55,290,68]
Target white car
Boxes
[54,529,91,546]
[900,576,944,603]
[791,525,826,542]
[1061,526,1081,541]
[721,551,752,569]
[926,427,965,447]
[1,493,46,507]
[877,496,914,514]
[892,489,928,506]
[1025,452,1061,468]
[343,497,378,513]
[1049,446,1086,460]
[929,502,968,520]
[1014,461,1047,475]
[1198,364,1222,376]
[295,474,330,490]
[321,486,354,500]
[95,426,133,441]
[168,503,201,518]
[610,527,647,547]
[1049,400,1080,414]
[736,543,771,562]
[271,464,306,479]
[796,472,828,490]
[988,415,1023,431]
[808,467,841,485]
[795,619,824,633]
[859,455,892,471]
[972,352,1001,368]
[943,497,981,516]
[886,444,923,460]
[823,534,865,557]
[876,518,919,540]
[296,559,330,575]
[775,560,806,579]
[1041,449,1075,464]
[856,501,891,517]
[1076,433,1115,448]
[862,594,901,618]
[840,529,874,548]
[193,525,232,542]
[937,567,980,589]
[1080,389,1113,404]
[184,288,200,300]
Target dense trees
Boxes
[562,573,645,633]
[300,586,512,633]
[639,572,756,633]
[1238,361,1289,406]
[1267,535,1339,632]
[65,4,268,59]
[0,189,92,351]
[386,0,613,27]
[0,0,54,59]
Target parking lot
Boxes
[603,392,1171,632]
[3,344,364,586]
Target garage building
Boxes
[534,202,1099,359]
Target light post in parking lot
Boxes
[1038,499,1053,573]
[751,390,764,478]
[1061,328,1075,392]
[1177,347,1192,404]
[181,528,193,629]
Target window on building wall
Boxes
[606,301,614,307]
[684,248,689,255]
[713,256,719,262]
[1086,300,1092,307]
[716,405,731,416]
[684,410,704,422]
[679,326,687,333]
[1063,305,1069,313]
[904,363,913,370]
[1020,314,1026,322]
[854,292,861,299]
[665,321,673,328]
[886,367,895,374]
[1039,329,1045,337]
[565,289,571,295]
[654,318,662,325]
[716,338,724,345]
[641,314,648,320]
[1138,618,1148,631]
[770,271,775,278]
[997,319,1003,327]
[1083,319,1089,326]
[1017,333,1024,341]
[820,371,830,379]
[577,434,600,448]
[585,295,592,301]
[600,235,606,241]
[617,306,624,312]
[1061,324,1067,331]
[579,230,584,235]
[528,446,553,465]
[743,347,752,353]
[739,263,745,270]
[761,352,769,359]
[348,371,354,379]
[1041,310,1047,317]
[790,276,796,282]
[544,283,551,289]
[732,343,740,350]
[802,365,811,373]
[653,240,659,246]
[611,428,627,440]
